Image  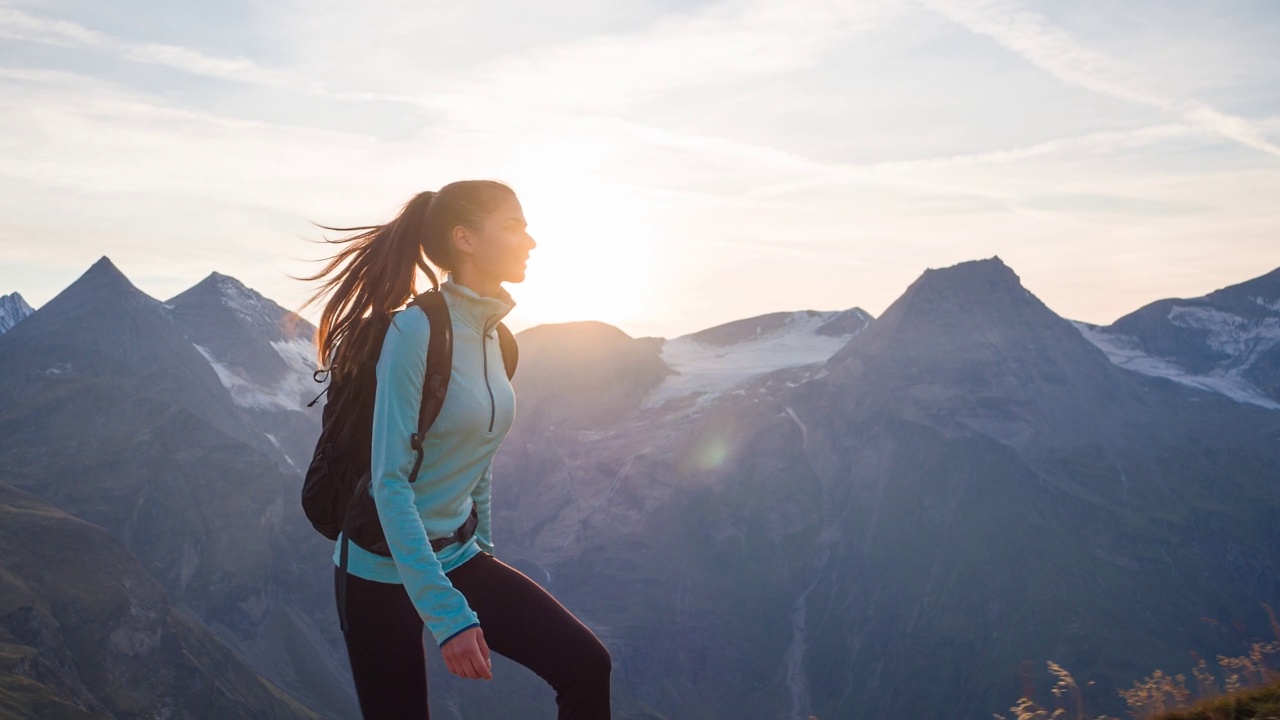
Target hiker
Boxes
[303,181,612,718]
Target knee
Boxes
[565,632,609,681]
[581,637,611,679]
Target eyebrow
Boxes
[504,217,527,225]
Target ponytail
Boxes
[301,181,515,377]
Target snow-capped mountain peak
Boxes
[645,308,872,407]
[165,271,318,416]
[0,292,34,335]
[1073,265,1280,411]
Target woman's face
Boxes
[459,193,537,285]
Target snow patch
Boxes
[263,433,297,470]
[1253,296,1280,313]
[193,339,319,412]
[1167,305,1280,359]
[45,362,71,376]
[645,313,860,407]
[1072,322,1280,411]
[214,275,271,318]
[784,407,808,446]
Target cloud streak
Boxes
[920,0,1280,160]
[0,7,319,90]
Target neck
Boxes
[448,268,503,299]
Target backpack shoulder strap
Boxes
[496,322,518,380]
[406,290,452,482]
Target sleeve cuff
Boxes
[437,621,481,648]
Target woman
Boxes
[304,181,612,719]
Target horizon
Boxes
[7,251,1279,341]
[1,1,1278,338]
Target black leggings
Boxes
[335,552,612,719]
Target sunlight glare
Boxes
[500,139,657,334]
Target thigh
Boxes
[336,568,429,719]
[447,553,608,686]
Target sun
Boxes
[499,140,657,334]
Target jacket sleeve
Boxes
[471,462,494,555]
[370,309,479,646]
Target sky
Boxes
[1,0,1278,338]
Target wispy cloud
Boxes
[743,123,1203,199]
[919,0,1280,160]
[0,0,1277,336]
[0,7,319,90]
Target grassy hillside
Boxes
[0,480,321,720]
[1152,678,1280,720]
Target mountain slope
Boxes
[466,257,1280,719]
[1075,266,1280,409]
[0,258,356,718]
[166,271,320,471]
[5,255,1280,720]
[0,480,319,720]
[649,307,872,409]
[0,257,272,456]
[779,258,1280,719]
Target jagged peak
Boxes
[887,256,1036,315]
[59,256,153,303]
[916,255,1019,287]
[0,292,35,335]
[816,307,873,338]
[166,271,300,330]
[0,292,33,313]
[89,255,120,272]
[825,256,1082,372]
[170,271,255,303]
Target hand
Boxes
[441,626,492,680]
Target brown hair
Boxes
[301,180,515,377]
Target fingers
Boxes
[441,630,492,680]
[466,650,492,681]
[477,629,492,670]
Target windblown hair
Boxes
[301,180,515,378]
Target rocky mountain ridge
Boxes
[2,255,1278,719]
[0,293,32,335]
[1074,266,1280,410]
[0,257,353,718]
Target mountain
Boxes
[166,271,320,471]
[777,258,1280,718]
[0,258,270,456]
[1074,266,1280,409]
[0,293,32,335]
[435,257,1280,719]
[649,307,872,410]
[0,479,318,720]
[513,321,669,428]
[0,258,355,718]
[4,255,1280,720]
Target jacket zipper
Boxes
[482,319,496,433]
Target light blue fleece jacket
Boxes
[333,279,516,646]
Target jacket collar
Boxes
[439,278,515,335]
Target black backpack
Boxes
[301,289,517,630]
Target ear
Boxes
[451,224,477,258]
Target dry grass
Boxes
[992,605,1280,720]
